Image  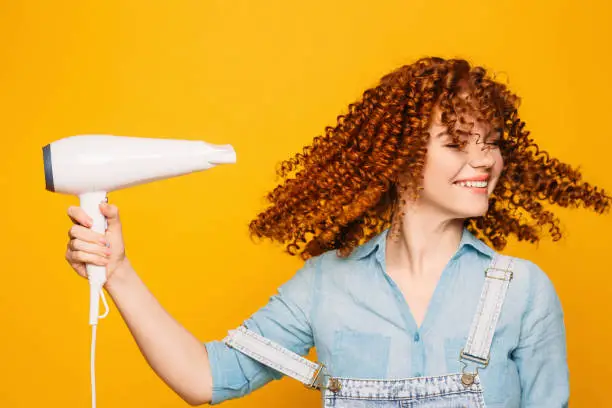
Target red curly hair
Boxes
[249,57,611,259]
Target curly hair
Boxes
[248,57,611,260]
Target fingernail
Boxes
[105,248,112,256]
[99,237,107,245]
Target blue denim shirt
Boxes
[205,228,569,407]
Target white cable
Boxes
[99,290,109,320]
[91,324,98,408]
[90,288,110,408]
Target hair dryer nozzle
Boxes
[206,143,237,165]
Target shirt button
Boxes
[414,333,420,342]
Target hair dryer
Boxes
[43,134,236,327]
[43,134,236,407]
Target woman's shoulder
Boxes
[300,248,371,279]
[495,254,555,286]
[494,253,564,315]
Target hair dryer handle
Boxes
[79,191,108,325]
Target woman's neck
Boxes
[386,206,464,278]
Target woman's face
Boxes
[414,110,504,220]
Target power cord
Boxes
[90,289,109,408]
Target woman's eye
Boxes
[445,144,462,149]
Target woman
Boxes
[65,57,610,407]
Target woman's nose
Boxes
[468,144,496,168]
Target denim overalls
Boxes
[224,254,514,407]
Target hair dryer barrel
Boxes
[43,135,236,195]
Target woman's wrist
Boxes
[105,258,136,293]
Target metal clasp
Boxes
[460,349,490,368]
[484,266,513,281]
[459,349,489,388]
[305,363,325,389]
[305,363,342,393]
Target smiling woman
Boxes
[217,57,610,407]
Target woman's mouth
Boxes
[453,179,489,194]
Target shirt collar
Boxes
[347,228,390,260]
[347,226,495,260]
[458,228,495,258]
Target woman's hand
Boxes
[65,202,128,284]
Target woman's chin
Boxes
[453,203,490,219]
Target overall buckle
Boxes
[484,266,513,281]
[305,363,342,393]
[459,349,489,387]
[305,363,325,389]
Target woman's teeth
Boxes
[455,180,488,188]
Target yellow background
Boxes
[1,1,610,406]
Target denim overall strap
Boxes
[460,254,514,375]
[223,325,326,389]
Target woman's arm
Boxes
[66,203,215,405]
[512,262,569,407]
[203,259,317,404]
[105,258,317,406]
[66,203,316,405]
[105,261,214,406]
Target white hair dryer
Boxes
[43,134,236,407]
[44,134,236,325]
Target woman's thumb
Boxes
[100,202,121,227]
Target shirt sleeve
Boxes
[203,257,317,404]
[512,261,569,407]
